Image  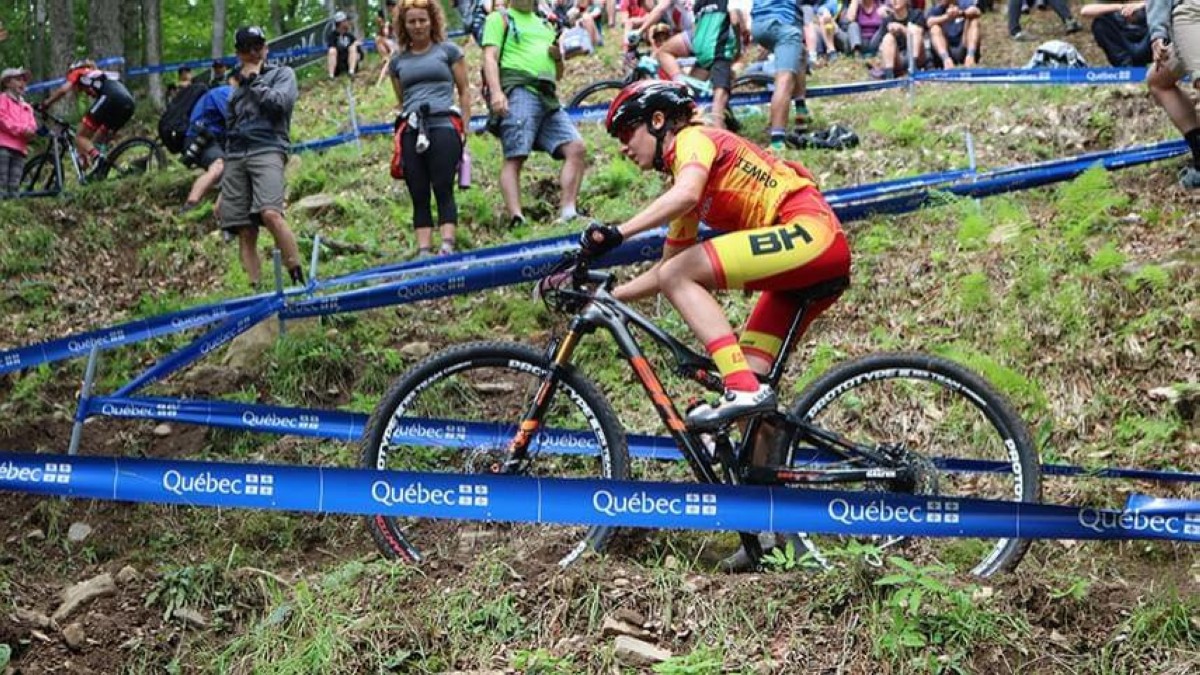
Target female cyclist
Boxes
[579,80,851,428]
[38,60,136,171]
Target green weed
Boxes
[653,645,724,674]
[512,648,577,674]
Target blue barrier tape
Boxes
[85,395,1200,483]
[914,66,1146,85]
[0,298,265,376]
[1,452,1198,542]
[111,295,285,397]
[26,57,127,94]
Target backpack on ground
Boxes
[1025,40,1088,69]
[158,81,209,154]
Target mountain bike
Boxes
[361,255,1042,575]
[20,110,166,196]
[566,32,773,114]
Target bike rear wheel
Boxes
[786,352,1041,576]
[567,78,628,115]
[360,341,630,567]
[101,138,166,180]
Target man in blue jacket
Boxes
[179,80,233,214]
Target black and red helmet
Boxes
[604,80,697,138]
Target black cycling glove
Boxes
[579,221,624,258]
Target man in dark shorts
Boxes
[220,26,305,287]
[326,10,364,78]
[927,0,982,67]
[38,59,136,171]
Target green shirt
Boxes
[481,9,558,83]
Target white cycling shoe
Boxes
[686,384,777,430]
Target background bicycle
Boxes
[20,110,166,197]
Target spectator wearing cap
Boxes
[327,10,364,78]
[209,59,230,87]
[0,67,36,198]
[220,26,305,287]
[482,0,588,227]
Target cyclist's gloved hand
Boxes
[34,102,47,114]
[579,221,623,258]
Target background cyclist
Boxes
[37,59,136,171]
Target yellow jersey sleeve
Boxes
[671,127,717,177]
[666,213,700,247]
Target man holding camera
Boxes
[482,0,587,228]
[220,26,305,287]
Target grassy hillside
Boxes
[0,10,1198,675]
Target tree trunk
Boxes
[88,0,124,70]
[47,0,73,74]
[123,0,143,69]
[144,0,163,110]
[32,0,48,81]
[212,0,227,59]
[269,0,284,39]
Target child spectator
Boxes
[1083,2,1151,65]
[927,0,982,67]
[805,0,842,66]
[327,10,364,78]
[566,0,605,48]
[0,67,36,198]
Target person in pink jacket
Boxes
[0,67,37,198]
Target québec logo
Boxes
[392,422,468,442]
[1078,508,1197,536]
[241,411,320,431]
[827,498,959,527]
[68,329,126,354]
[592,490,718,518]
[2,353,20,368]
[371,480,489,508]
[161,470,274,497]
[0,462,72,484]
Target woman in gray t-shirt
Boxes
[390,0,472,257]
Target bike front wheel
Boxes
[787,352,1042,576]
[101,137,166,180]
[20,152,62,195]
[360,341,630,567]
[566,78,628,112]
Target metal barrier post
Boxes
[906,25,917,105]
[273,250,287,336]
[965,131,981,206]
[345,82,363,153]
[309,234,322,286]
[67,345,101,456]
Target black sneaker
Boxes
[717,533,780,573]
[176,201,200,216]
[687,384,777,430]
[288,266,305,285]
[1064,19,1083,34]
[510,214,527,229]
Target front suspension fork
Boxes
[501,327,586,472]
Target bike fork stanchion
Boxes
[67,345,101,456]
[273,250,287,336]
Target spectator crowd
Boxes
[2,0,1197,286]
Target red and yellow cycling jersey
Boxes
[661,125,824,247]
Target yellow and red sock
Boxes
[706,334,759,392]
